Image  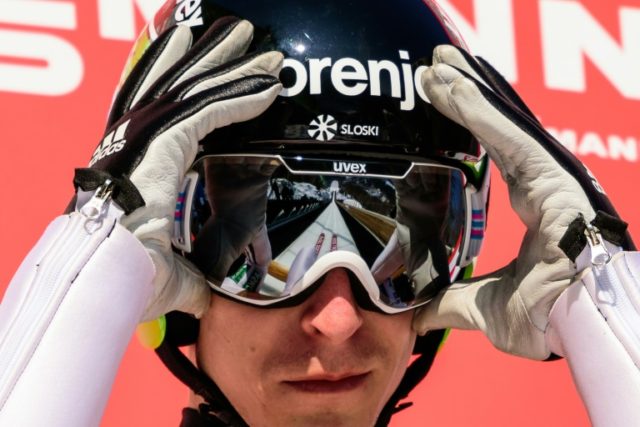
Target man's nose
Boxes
[301,268,364,344]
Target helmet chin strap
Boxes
[375,329,447,426]
[155,337,249,426]
[155,312,447,426]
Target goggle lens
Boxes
[174,155,468,313]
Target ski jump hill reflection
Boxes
[268,197,395,269]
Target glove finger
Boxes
[421,63,513,171]
[108,26,192,128]
[152,74,283,156]
[138,17,254,104]
[171,18,255,89]
[175,51,284,100]
[412,281,488,334]
[141,252,210,321]
[121,76,282,230]
[97,73,281,179]
[432,45,486,86]
[423,64,598,221]
[128,26,193,110]
[433,45,538,120]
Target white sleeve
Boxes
[546,251,640,427]
[0,205,155,426]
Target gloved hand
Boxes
[76,18,283,321]
[412,45,632,359]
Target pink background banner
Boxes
[1,1,638,425]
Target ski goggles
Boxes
[173,154,476,314]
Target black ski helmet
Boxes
[144,0,487,174]
[127,0,490,424]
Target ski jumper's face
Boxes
[196,267,416,426]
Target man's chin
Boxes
[263,376,382,427]
[283,411,374,427]
[268,407,378,427]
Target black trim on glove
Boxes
[137,16,243,106]
[445,47,538,120]
[73,168,145,214]
[559,211,629,262]
[106,25,180,128]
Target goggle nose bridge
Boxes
[211,263,390,314]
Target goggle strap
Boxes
[172,170,199,253]
[466,191,487,260]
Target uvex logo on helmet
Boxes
[281,50,431,111]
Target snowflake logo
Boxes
[308,114,338,141]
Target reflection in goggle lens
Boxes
[179,156,467,312]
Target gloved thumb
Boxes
[412,261,550,359]
[140,253,210,322]
[412,272,500,333]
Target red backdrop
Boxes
[1,1,638,425]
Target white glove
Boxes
[76,18,283,321]
[412,45,632,359]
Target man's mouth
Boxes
[283,372,370,393]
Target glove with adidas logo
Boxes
[77,18,283,321]
[413,45,633,359]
